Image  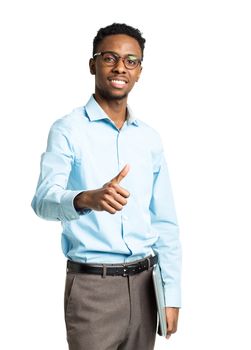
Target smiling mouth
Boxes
[109,79,127,88]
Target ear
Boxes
[89,58,96,75]
[135,66,143,82]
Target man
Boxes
[32,23,181,350]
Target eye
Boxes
[103,53,117,64]
[125,56,139,67]
[127,59,137,66]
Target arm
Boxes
[31,120,130,220]
[31,121,85,221]
[150,145,181,338]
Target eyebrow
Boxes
[127,54,138,58]
[105,51,140,58]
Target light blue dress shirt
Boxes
[31,95,181,307]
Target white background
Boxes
[1,0,251,349]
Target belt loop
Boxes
[147,257,151,270]
[102,264,107,278]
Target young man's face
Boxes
[90,34,142,101]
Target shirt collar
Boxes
[84,95,139,127]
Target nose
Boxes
[112,57,126,74]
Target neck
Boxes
[94,93,128,129]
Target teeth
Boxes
[111,80,126,84]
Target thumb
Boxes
[111,164,130,184]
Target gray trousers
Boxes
[64,261,157,350]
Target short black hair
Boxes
[92,23,146,59]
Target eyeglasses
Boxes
[93,51,142,70]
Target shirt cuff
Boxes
[164,284,182,308]
[60,190,91,221]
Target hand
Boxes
[165,307,179,339]
[74,164,130,214]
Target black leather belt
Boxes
[67,255,158,277]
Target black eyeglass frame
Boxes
[93,51,142,70]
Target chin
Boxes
[110,93,128,100]
[100,89,128,101]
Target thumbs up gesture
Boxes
[74,164,130,214]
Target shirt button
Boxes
[122,215,128,221]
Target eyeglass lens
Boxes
[102,52,140,69]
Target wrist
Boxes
[74,190,92,211]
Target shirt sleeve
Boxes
[150,143,182,307]
[31,120,91,221]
